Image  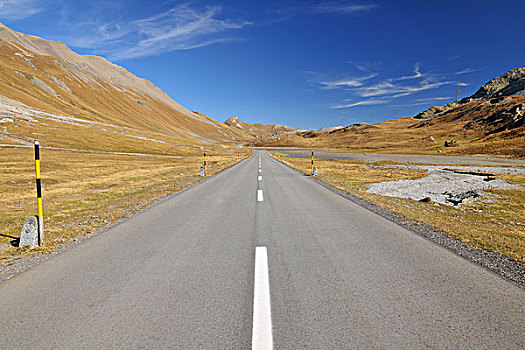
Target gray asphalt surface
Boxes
[1,151,524,349]
[264,148,525,167]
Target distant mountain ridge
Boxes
[417,67,525,119]
[254,68,525,158]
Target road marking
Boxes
[259,169,261,173]
[258,175,262,181]
[252,246,273,350]
[257,189,264,202]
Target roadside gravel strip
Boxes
[277,158,525,287]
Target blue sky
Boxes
[0,0,524,129]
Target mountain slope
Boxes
[0,22,288,155]
[255,68,525,158]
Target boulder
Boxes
[19,215,39,247]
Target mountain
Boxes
[224,116,292,139]
[0,22,287,155]
[416,67,525,120]
[254,68,525,158]
[471,67,525,99]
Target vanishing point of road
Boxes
[0,151,524,349]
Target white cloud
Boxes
[307,1,377,15]
[454,68,480,75]
[414,97,453,102]
[391,63,424,81]
[397,96,453,106]
[268,1,376,23]
[70,4,249,61]
[0,0,41,20]
[359,80,453,98]
[313,62,470,111]
[318,73,377,89]
[331,99,387,109]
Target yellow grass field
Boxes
[0,147,250,268]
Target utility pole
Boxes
[394,106,399,118]
[456,84,461,102]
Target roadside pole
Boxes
[311,151,314,175]
[203,152,207,177]
[34,141,43,246]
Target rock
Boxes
[444,190,480,206]
[419,197,432,203]
[19,215,39,247]
[463,122,474,130]
[471,67,525,99]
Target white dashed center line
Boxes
[252,246,273,350]
[257,189,264,202]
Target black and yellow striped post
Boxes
[34,140,43,246]
[203,152,207,177]
[311,151,314,175]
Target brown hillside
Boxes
[0,22,290,156]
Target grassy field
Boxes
[0,147,249,268]
[270,152,525,263]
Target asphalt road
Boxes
[264,148,525,167]
[1,151,524,349]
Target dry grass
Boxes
[0,147,249,267]
[272,152,525,263]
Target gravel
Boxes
[366,169,517,205]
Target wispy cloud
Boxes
[415,97,454,102]
[331,99,387,109]
[69,4,249,61]
[391,63,423,81]
[396,96,454,107]
[305,1,377,15]
[318,73,377,89]
[359,80,453,98]
[0,0,41,20]
[317,63,463,110]
[454,67,482,75]
[268,1,377,23]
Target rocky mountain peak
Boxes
[471,67,525,99]
[224,116,243,127]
